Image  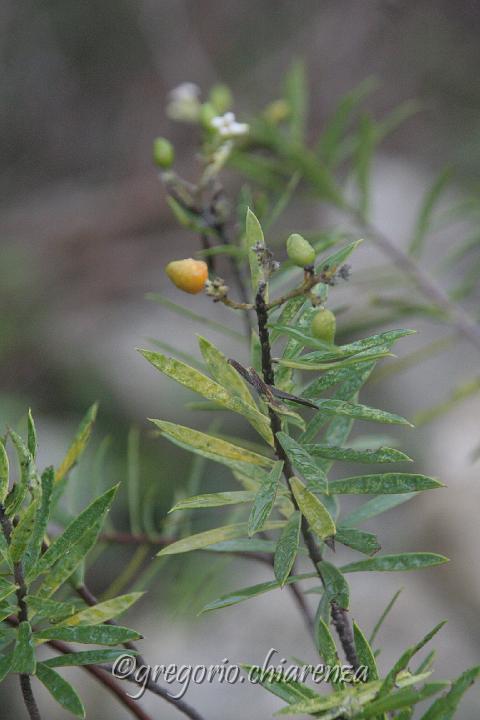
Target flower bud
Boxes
[286,233,316,267]
[311,309,336,344]
[153,137,174,169]
[263,99,290,124]
[199,102,217,129]
[165,259,209,294]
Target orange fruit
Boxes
[165,258,209,294]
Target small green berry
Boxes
[311,309,336,344]
[153,137,174,169]
[286,233,316,267]
[209,84,233,114]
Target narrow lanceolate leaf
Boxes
[55,403,98,483]
[420,665,480,720]
[150,420,274,470]
[198,336,256,408]
[0,653,13,682]
[318,560,350,609]
[274,511,301,587]
[380,621,447,697]
[27,596,78,624]
[369,589,403,644]
[277,433,328,493]
[319,239,363,273]
[341,493,418,527]
[409,167,452,258]
[9,501,38,563]
[27,409,37,459]
[36,663,85,718]
[11,621,36,674]
[241,663,318,705]
[245,208,265,294]
[5,429,34,514]
[0,577,19,603]
[314,617,342,685]
[342,553,449,574]
[59,593,144,627]
[200,572,317,613]
[304,444,412,464]
[356,683,447,718]
[248,461,284,536]
[157,520,285,557]
[329,473,443,495]
[276,680,382,715]
[306,399,412,426]
[353,622,379,680]
[0,439,9,503]
[290,477,335,541]
[44,649,136,668]
[170,491,256,512]
[140,351,273,444]
[23,467,54,576]
[28,485,118,582]
[277,349,391,372]
[35,624,142,645]
[336,527,380,555]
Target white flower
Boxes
[211,112,249,138]
[166,82,201,122]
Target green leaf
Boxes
[314,616,341,682]
[146,293,244,341]
[342,553,449,573]
[0,439,9,503]
[5,428,34,515]
[0,653,13,682]
[248,461,284,536]
[274,511,301,587]
[290,477,336,541]
[369,588,403,644]
[285,60,307,145]
[59,592,143,627]
[277,433,328,493]
[170,491,256,512]
[275,679,382,715]
[319,239,363,274]
[0,577,19,603]
[10,501,38,563]
[140,351,273,445]
[270,297,306,344]
[420,665,480,719]
[329,473,443,495]
[29,485,118,582]
[380,621,447,697]
[277,349,391,372]
[198,336,256,408]
[304,444,411,464]
[336,526,380,555]
[305,399,412,427]
[341,493,418,527]
[27,596,78,624]
[35,624,142,645]
[36,662,85,718]
[356,683,447,718]
[27,409,37,459]
[353,621,379,680]
[11,621,36,674]
[409,167,452,257]
[44,649,136,668]
[150,420,273,471]
[36,523,101,598]
[157,520,285,557]
[318,560,349,609]
[241,663,318,705]
[200,572,316,613]
[23,467,54,576]
[245,208,265,294]
[55,403,98,483]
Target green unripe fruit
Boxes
[153,137,174,169]
[209,84,233,114]
[199,102,217,129]
[286,233,316,267]
[311,309,336,344]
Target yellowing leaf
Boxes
[290,476,336,540]
[140,350,273,445]
[60,592,144,627]
[55,403,98,483]
[157,520,286,557]
[198,335,256,408]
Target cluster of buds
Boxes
[205,276,229,302]
[210,112,249,138]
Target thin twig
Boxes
[253,283,359,669]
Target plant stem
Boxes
[254,284,359,669]
[0,505,42,720]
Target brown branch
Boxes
[253,283,359,669]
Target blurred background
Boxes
[1,0,479,717]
